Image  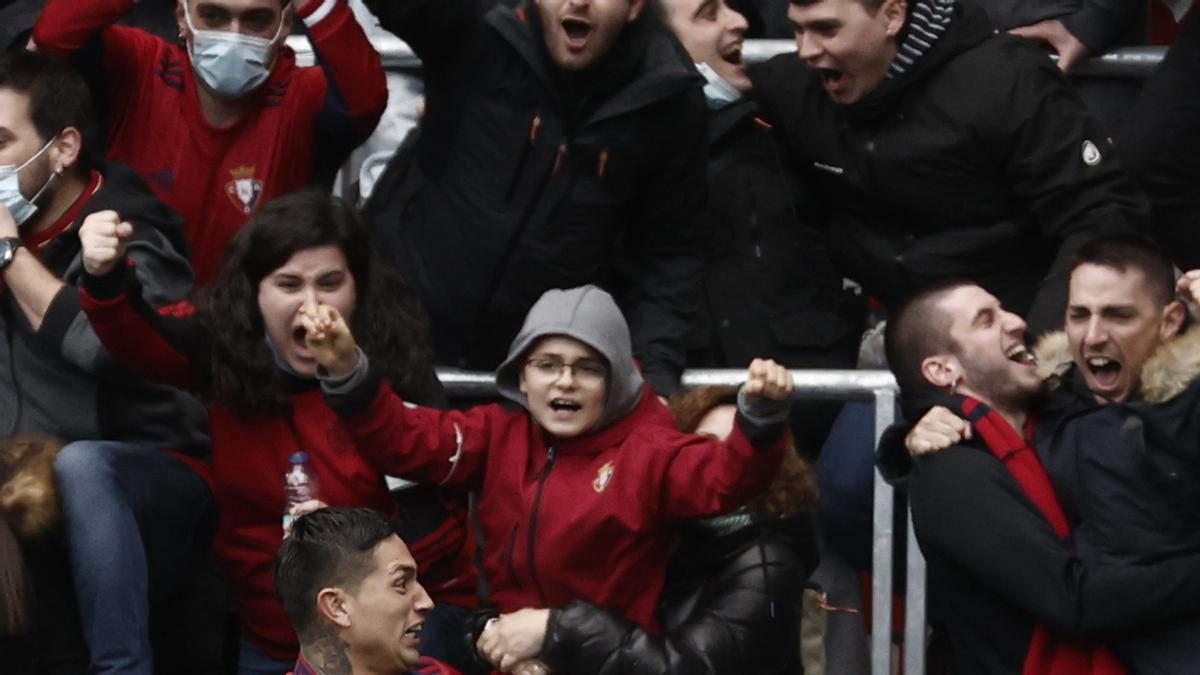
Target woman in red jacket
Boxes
[76,190,472,675]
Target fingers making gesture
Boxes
[299,303,359,378]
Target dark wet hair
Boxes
[1071,235,1176,307]
[206,188,434,415]
[884,279,974,396]
[274,507,393,643]
[0,50,95,175]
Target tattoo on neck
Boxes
[305,634,353,675]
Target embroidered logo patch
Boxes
[1081,140,1102,166]
[592,461,615,494]
[225,165,263,215]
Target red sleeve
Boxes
[32,0,136,54]
[659,423,786,521]
[337,379,493,490]
[79,286,195,390]
[299,0,388,140]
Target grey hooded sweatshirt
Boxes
[494,285,643,434]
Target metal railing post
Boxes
[905,503,929,675]
[870,388,896,675]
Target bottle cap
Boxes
[289,452,309,464]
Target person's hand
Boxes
[477,608,550,672]
[905,406,971,457]
[1008,19,1090,72]
[299,303,358,378]
[0,203,18,239]
[79,210,134,276]
[1177,270,1200,319]
[282,499,328,538]
[743,358,794,402]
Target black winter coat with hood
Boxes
[749,0,1148,332]
[362,0,707,395]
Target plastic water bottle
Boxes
[283,452,320,531]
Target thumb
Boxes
[1008,24,1048,41]
[115,221,134,238]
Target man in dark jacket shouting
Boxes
[751,0,1149,332]
[362,0,707,395]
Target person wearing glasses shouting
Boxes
[302,283,794,673]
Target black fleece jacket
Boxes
[0,160,208,453]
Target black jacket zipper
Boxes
[526,445,556,606]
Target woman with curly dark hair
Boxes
[475,385,821,675]
[75,189,474,675]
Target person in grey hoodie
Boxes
[307,284,794,673]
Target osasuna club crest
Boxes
[225,165,263,215]
[593,461,615,494]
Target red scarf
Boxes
[957,397,1126,675]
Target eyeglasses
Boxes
[524,356,608,385]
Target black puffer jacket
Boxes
[362,0,706,395]
[750,0,1148,332]
[539,516,818,675]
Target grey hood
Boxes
[495,285,644,433]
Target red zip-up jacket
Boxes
[325,371,786,633]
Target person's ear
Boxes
[316,587,352,628]
[176,0,189,42]
[920,354,960,390]
[883,0,907,37]
[518,368,529,396]
[51,128,83,174]
[628,0,647,22]
[276,2,295,44]
[1161,300,1186,341]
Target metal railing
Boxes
[437,367,911,675]
[288,34,1167,78]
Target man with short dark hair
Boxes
[361,0,708,396]
[0,48,211,675]
[31,0,388,284]
[752,0,1149,332]
[275,507,456,675]
[884,279,1200,674]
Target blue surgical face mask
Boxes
[0,136,59,227]
[182,2,286,100]
[695,62,743,110]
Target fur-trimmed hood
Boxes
[1032,328,1200,404]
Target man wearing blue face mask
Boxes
[0,49,213,675]
[30,0,388,285]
